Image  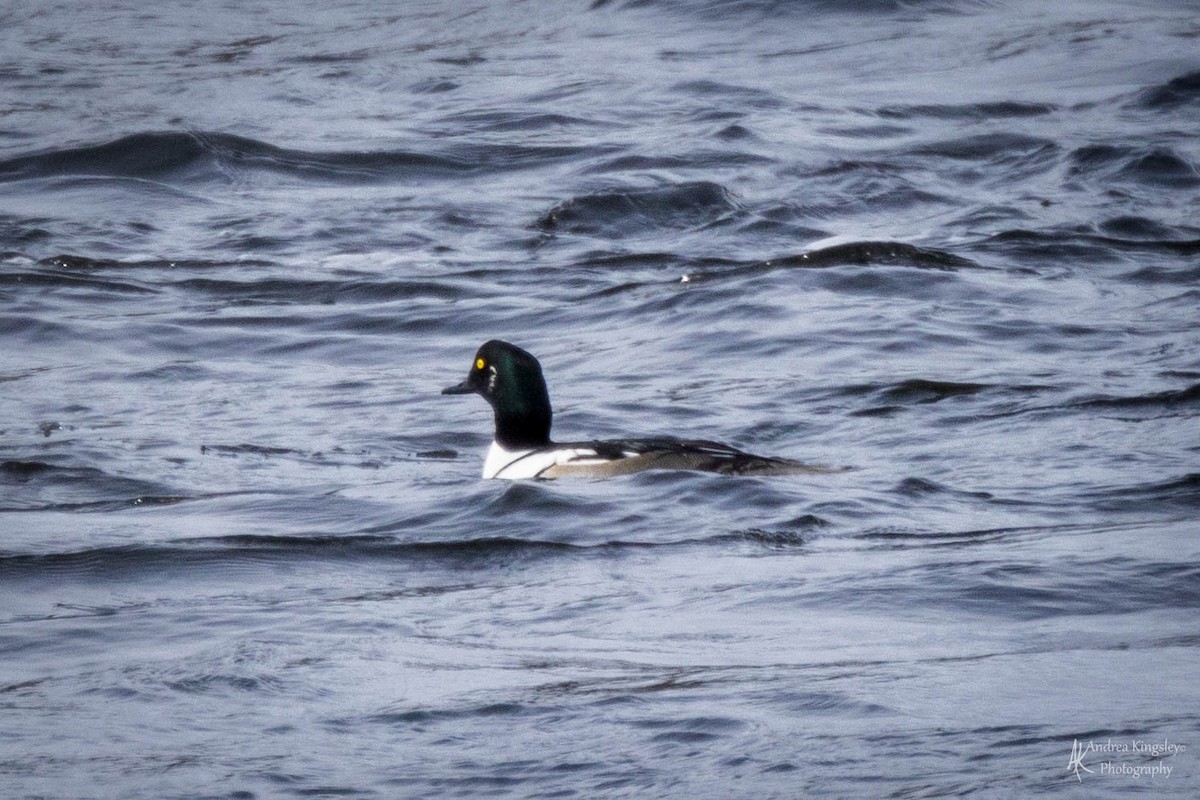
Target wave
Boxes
[968,559,1200,619]
[875,379,991,405]
[1127,69,1200,112]
[837,379,1004,419]
[876,101,1058,121]
[0,459,180,513]
[832,527,1200,617]
[591,0,974,17]
[916,381,1200,428]
[8,253,475,307]
[905,132,1059,166]
[760,241,980,270]
[1068,143,1200,189]
[535,181,742,239]
[1070,383,1200,412]
[779,160,954,218]
[0,130,601,188]
[1085,473,1200,513]
[976,228,1200,264]
[675,241,983,286]
[0,525,817,582]
[38,253,276,270]
[0,131,461,185]
[0,266,157,296]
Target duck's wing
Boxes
[540,438,846,478]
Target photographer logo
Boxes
[1068,737,1184,782]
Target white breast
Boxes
[482,441,608,479]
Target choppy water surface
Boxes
[2,0,1199,797]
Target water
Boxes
[2,0,1199,796]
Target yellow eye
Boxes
[475,358,486,370]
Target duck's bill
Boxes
[441,380,474,395]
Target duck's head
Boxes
[442,340,552,448]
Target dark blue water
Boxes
[2,0,1199,797]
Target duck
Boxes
[441,339,842,479]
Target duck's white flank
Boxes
[483,440,611,479]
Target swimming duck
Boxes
[442,340,840,479]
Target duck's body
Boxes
[443,340,840,480]
[481,438,828,480]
